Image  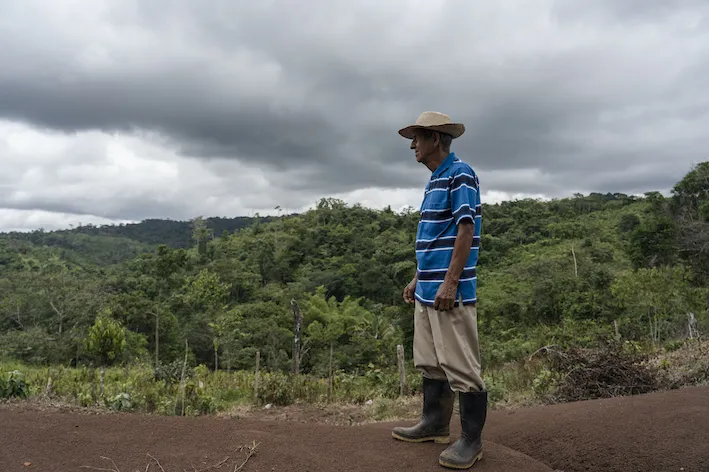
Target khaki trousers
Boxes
[413,300,485,393]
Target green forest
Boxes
[1,163,708,415]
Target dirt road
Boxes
[1,385,707,472]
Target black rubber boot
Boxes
[438,390,487,469]
[391,377,455,444]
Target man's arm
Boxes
[434,221,474,311]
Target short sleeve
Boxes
[449,167,479,226]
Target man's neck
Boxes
[425,151,450,173]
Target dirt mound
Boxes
[1,385,707,472]
[0,409,550,472]
[484,385,709,471]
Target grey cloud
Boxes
[1,0,709,207]
[553,0,709,23]
[3,194,187,222]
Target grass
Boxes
[0,358,540,420]
[2,338,706,423]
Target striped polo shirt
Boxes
[415,152,481,307]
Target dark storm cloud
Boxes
[1,0,709,199]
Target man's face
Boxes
[410,130,436,164]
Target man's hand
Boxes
[403,277,417,304]
[434,279,457,311]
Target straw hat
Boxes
[398,111,465,139]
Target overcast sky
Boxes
[1,0,708,232]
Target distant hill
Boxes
[70,216,283,247]
[0,215,285,266]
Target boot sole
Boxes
[391,431,450,444]
[438,452,482,469]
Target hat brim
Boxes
[398,123,465,139]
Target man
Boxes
[391,111,487,470]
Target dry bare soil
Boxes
[1,385,707,472]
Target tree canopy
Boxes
[1,164,708,375]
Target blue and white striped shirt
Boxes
[415,152,481,307]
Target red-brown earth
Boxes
[1,385,707,472]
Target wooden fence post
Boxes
[397,344,407,396]
[154,311,159,368]
[571,245,578,278]
[254,350,261,403]
[327,343,334,402]
[291,299,303,375]
[180,339,188,416]
[688,312,698,339]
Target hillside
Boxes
[62,215,281,247]
[1,164,708,382]
[0,215,280,267]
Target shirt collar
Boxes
[432,152,456,179]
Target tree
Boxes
[179,269,231,368]
[626,217,677,269]
[84,310,127,396]
[191,217,213,261]
[671,162,709,217]
[671,162,709,281]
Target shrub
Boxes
[154,359,188,384]
[0,370,29,399]
[109,392,132,411]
